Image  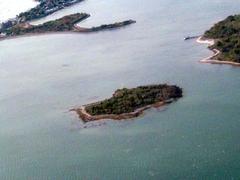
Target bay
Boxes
[1,0,240,179]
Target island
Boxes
[0,13,136,39]
[197,14,240,66]
[71,84,183,122]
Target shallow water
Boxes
[1,0,240,179]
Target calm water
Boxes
[1,0,240,179]
[0,0,38,23]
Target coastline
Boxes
[196,36,240,66]
[0,27,128,42]
[71,100,171,122]
[0,20,136,42]
[0,31,85,42]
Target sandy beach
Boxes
[196,36,240,66]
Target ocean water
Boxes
[1,0,240,179]
[0,0,38,23]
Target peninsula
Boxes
[1,13,136,38]
[72,84,183,122]
[198,14,240,66]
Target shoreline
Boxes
[0,20,136,42]
[0,31,92,42]
[0,27,125,42]
[71,100,171,122]
[0,31,78,42]
[196,36,240,66]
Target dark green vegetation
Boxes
[85,85,182,116]
[74,20,136,33]
[5,13,89,36]
[90,20,136,32]
[204,15,240,62]
[18,0,84,22]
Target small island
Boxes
[198,14,240,66]
[0,13,136,39]
[72,84,182,122]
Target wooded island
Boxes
[72,84,183,122]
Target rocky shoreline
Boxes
[71,84,182,122]
[71,101,168,122]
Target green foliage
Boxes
[90,20,136,32]
[204,14,240,62]
[5,13,89,36]
[85,85,182,116]
[18,0,83,22]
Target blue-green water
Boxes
[1,0,240,179]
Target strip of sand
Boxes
[71,100,170,122]
[196,36,240,66]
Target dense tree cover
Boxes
[18,0,84,22]
[204,15,240,62]
[90,20,136,32]
[5,13,89,36]
[85,85,182,116]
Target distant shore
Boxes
[71,100,169,122]
[196,36,240,67]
